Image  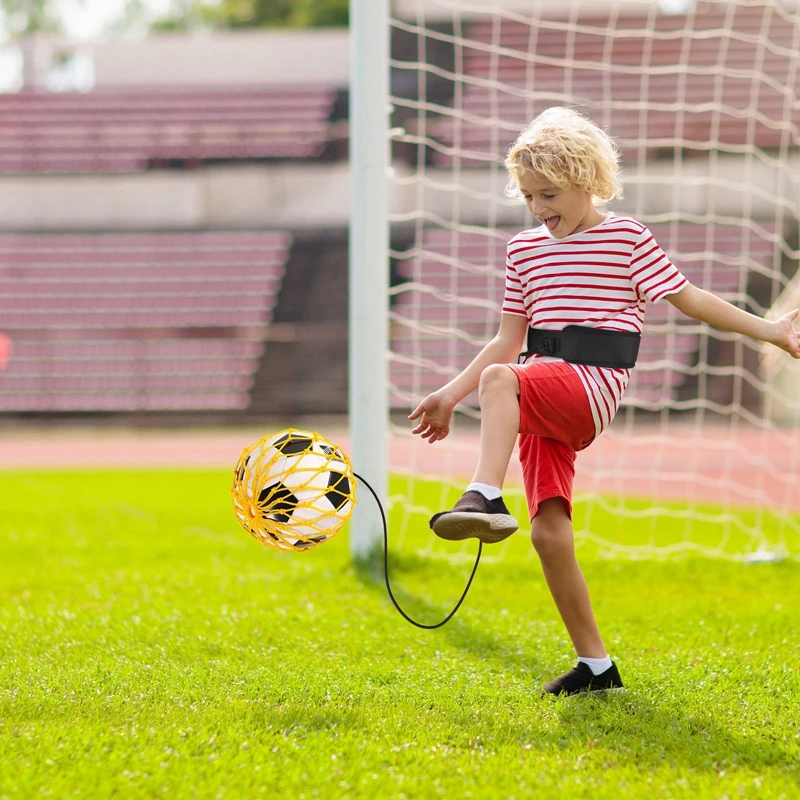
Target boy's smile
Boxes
[516,171,606,238]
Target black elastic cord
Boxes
[353,472,482,629]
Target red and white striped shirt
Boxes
[503,212,688,436]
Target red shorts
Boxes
[507,360,596,521]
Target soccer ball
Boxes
[231,429,356,552]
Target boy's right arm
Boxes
[408,313,529,443]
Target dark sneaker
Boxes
[542,661,624,696]
[429,490,518,544]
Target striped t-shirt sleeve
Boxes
[629,227,689,303]
[502,243,527,317]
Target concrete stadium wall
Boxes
[26,30,350,90]
[0,164,351,232]
[92,30,350,88]
[0,156,796,232]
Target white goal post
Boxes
[350,0,800,561]
[348,0,391,558]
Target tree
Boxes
[0,0,67,88]
[149,0,204,33]
[0,0,62,35]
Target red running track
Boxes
[0,422,797,511]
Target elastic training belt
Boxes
[523,325,641,369]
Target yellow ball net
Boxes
[231,428,357,552]
[231,429,484,630]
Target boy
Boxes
[408,107,800,696]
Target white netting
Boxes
[387,0,800,560]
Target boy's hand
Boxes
[408,390,458,443]
[772,309,800,358]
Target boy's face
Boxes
[516,171,604,238]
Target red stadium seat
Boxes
[0,86,336,173]
[433,8,800,166]
[0,231,290,412]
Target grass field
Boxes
[1,470,799,799]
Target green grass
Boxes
[1,470,799,799]
[390,474,799,562]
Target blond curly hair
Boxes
[505,107,623,205]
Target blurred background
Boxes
[0,0,798,491]
[0,0,351,427]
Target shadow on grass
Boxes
[253,688,799,784]
[345,550,800,783]
[543,692,800,780]
[352,546,538,673]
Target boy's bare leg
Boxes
[429,364,519,543]
[470,364,520,489]
[532,497,607,658]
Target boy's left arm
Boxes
[667,284,800,358]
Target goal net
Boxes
[385,0,800,560]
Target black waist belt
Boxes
[523,325,641,369]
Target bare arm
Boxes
[408,313,529,442]
[667,283,800,358]
[436,313,529,404]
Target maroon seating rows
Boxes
[0,231,291,412]
[431,8,800,164]
[464,9,797,73]
[0,86,335,172]
[390,223,776,408]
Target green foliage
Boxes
[153,0,348,31]
[0,0,63,35]
[1,470,799,798]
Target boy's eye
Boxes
[542,194,555,199]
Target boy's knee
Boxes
[530,522,560,554]
[478,364,518,397]
[530,497,572,554]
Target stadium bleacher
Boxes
[0,231,291,411]
[0,13,790,419]
[390,222,777,408]
[0,86,336,173]
[433,7,799,165]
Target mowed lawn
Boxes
[1,470,799,799]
